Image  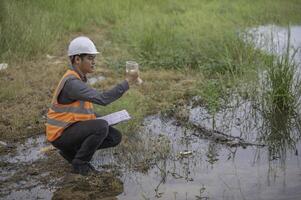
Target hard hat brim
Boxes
[68,51,100,56]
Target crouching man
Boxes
[45,36,138,175]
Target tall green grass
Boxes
[259,29,300,120]
[260,54,299,161]
[255,30,301,161]
[1,0,301,69]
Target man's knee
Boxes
[94,119,109,137]
[115,131,122,145]
[111,128,122,146]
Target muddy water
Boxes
[1,135,47,164]
[0,135,55,199]
[99,101,300,200]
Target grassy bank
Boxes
[0,0,301,141]
[1,0,301,65]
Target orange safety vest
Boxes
[46,69,96,142]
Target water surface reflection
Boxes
[93,106,301,199]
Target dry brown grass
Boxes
[0,56,67,140]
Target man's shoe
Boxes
[72,163,92,176]
[72,159,92,176]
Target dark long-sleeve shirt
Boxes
[57,68,129,107]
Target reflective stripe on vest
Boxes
[47,118,69,127]
[46,69,96,142]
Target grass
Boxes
[250,29,301,160]
[94,68,198,134]
[258,28,300,123]
[0,0,301,141]
[1,0,301,65]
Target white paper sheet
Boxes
[96,109,131,125]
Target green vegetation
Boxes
[256,34,301,160]
[0,0,301,140]
[1,0,301,65]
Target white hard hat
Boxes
[67,36,99,56]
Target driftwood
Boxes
[176,120,265,148]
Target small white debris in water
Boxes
[179,150,193,156]
[53,60,62,64]
[46,54,55,59]
[0,63,8,70]
[0,141,8,147]
[40,145,55,153]
[88,76,106,85]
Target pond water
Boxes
[246,25,301,64]
[93,98,301,200]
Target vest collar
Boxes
[69,65,87,82]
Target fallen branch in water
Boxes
[175,120,265,148]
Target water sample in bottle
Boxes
[126,61,143,84]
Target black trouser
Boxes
[51,119,122,163]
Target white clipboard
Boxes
[96,109,131,126]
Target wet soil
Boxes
[0,135,124,200]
